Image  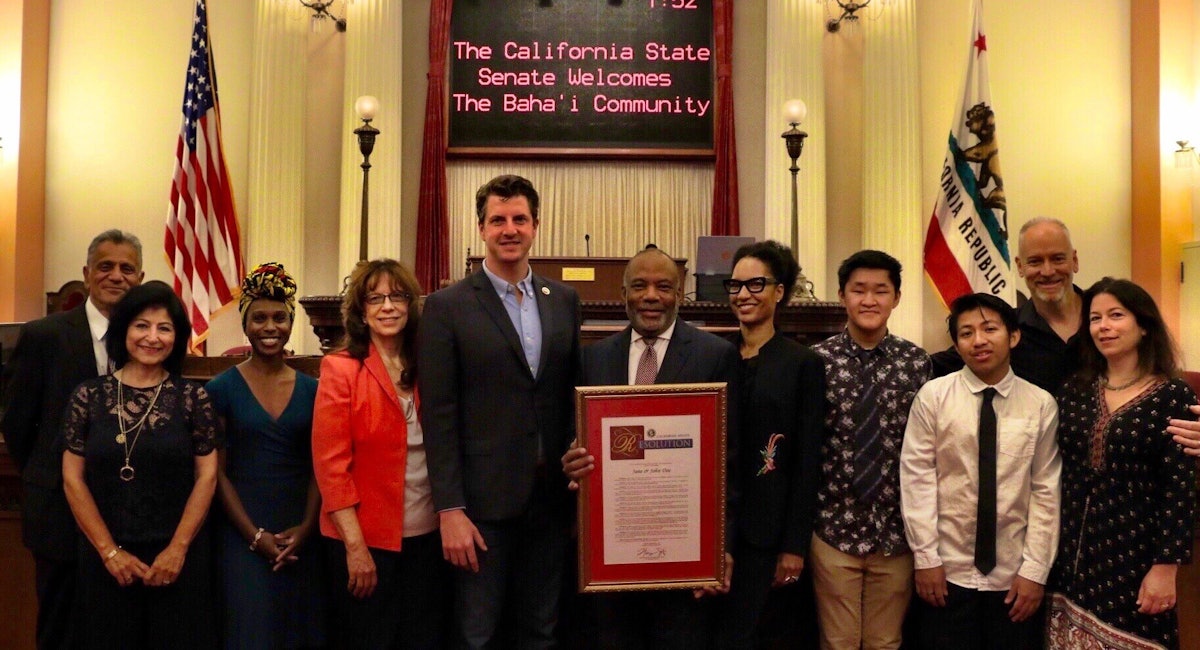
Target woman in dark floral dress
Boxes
[1047,278,1195,650]
[61,281,219,649]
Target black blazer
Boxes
[731,332,825,556]
[418,270,581,522]
[582,319,740,543]
[1,304,98,559]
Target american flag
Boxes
[165,0,244,351]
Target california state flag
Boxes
[923,0,1014,307]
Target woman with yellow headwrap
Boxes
[207,262,327,649]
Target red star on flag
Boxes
[974,33,987,53]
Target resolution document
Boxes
[600,414,701,565]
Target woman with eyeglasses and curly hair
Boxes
[716,240,826,648]
[312,258,449,649]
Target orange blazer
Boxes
[312,345,415,552]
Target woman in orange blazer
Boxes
[312,259,448,649]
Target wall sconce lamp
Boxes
[1175,140,1199,169]
[295,0,347,33]
[354,95,379,261]
[826,0,873,32]
[781,99,818,301]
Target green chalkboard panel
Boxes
[448,0,715,158]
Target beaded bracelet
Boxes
[249,528,266,552]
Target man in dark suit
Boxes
[562,246,739,649]
[419,175,581,649]
[1,229,144,649]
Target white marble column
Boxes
[246,0,308,350]
[862,0,923,340]
[339,0,403,277]
[765,0,828,297]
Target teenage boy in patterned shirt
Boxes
[809,250,931,649]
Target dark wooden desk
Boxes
[467,255,688,303]
[581,299,846,346]
[181,355,323,382]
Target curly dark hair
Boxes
[339,259,423,389]
[105,281,192,375]
[731,240,800,297]
[1073,277,1180,386]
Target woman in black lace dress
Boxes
[1046,278,1195,650]
[61,281,219,649]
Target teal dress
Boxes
[207,368,326,650]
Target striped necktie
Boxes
[851,348,884,503]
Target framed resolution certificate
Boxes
[574,383,727,592]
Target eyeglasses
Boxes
[364,291,412,306]
[722,277,779,294]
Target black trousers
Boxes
[33,554,76,650]
[913,583,1043,650]
[716,545,820,650]
[592,589,716,650]
[451,488,567,650]
[325,531,451,650]
[75,530,216,650]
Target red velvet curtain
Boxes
[415,0,453,293]
[710,0,739,235]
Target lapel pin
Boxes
[541,286,550,295]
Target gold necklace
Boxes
[382,355,406,384]
[115,374,166,482]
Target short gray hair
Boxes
[87,229,143,269]
[1018,216,1071,242]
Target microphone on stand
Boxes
[584,233,591,257]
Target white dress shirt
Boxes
[626,318,677,385]
[84,298,110,375]
[900,367,1061,591]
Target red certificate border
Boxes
[575,383,727,592]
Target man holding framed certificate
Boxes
[563,246,739,649]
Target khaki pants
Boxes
[810,533,913,650]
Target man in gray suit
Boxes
[419,175,581,649]
[2,230,144,649]
[562,246,739,649]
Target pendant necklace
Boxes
[115,374,165,482]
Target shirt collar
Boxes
[481,260,534,299]
[959,365,1016,398]
[1018,285,1084,334]
[837,328,893,357]
[635,318,677,345]
[84,298,109,343]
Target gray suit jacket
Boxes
[419,270,581,522]
[1,304,97,559]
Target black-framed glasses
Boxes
[722,277,779,294]
[364,291,412,306]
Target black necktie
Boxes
[852,348,884,503]
[975,387,998,575]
